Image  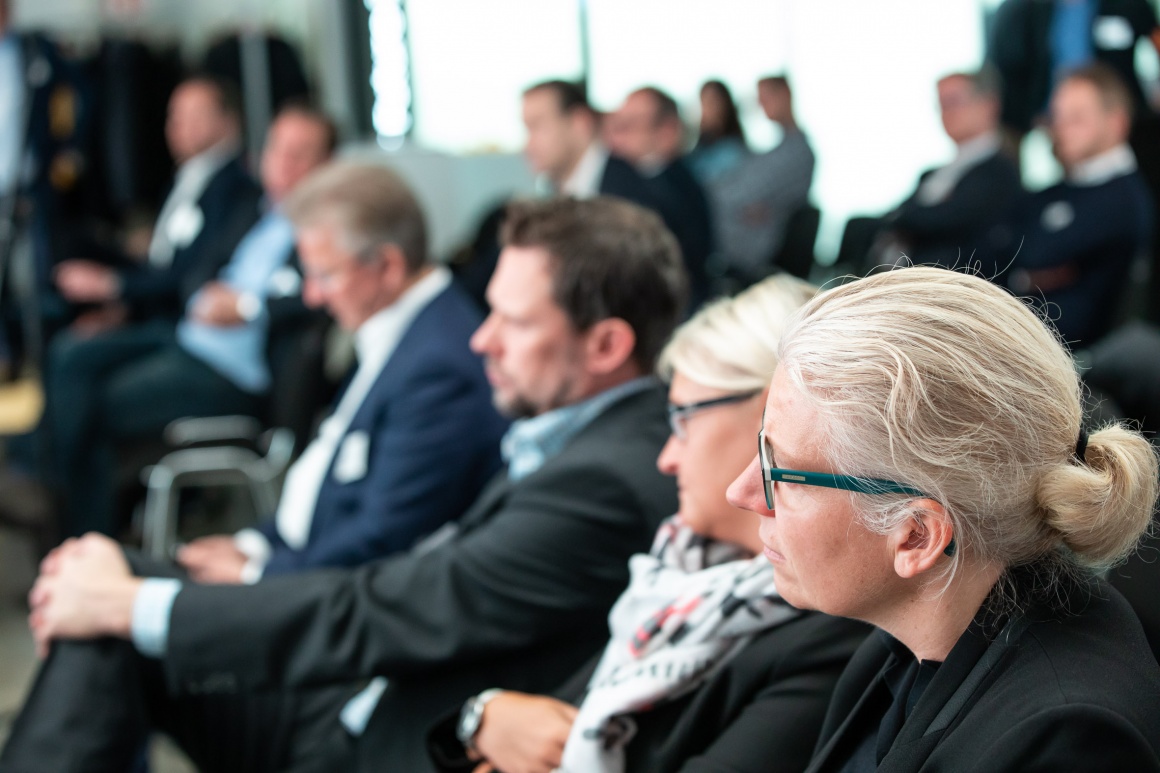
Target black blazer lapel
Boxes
[806,641,895,773]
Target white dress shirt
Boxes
[559,141,610,199]
[233,265,453,583]
[147,139,238,267]
[915,130,1002,206]
[1068,142,1138,187]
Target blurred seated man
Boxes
[54,76,260,335]
[608,86,714,309]
[997,63,1152,347]
[4,197,684,773]
[48,103,335,538]
[456,80,673,309]
[710,75,815,287]
[873,69,1022,269]
[175,161,507,583]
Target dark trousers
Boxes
[0,555,359,773]
[46,323,264,538]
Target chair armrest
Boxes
[164,415,263,447]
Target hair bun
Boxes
[1037,425,1158,568]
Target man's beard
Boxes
[492,377,577,420]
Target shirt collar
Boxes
[502,376,658,481]
[560,141,610,199]
[175,138,239,189]
[353,265,452,367]
[953,130,1001,166]
[1067,142,1137,186]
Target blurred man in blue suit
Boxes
[175,161,508,582]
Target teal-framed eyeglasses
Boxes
[757,428,928,510]
[667,390,761,439]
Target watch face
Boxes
[457,697,480,745]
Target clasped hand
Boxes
[28,533,141,658]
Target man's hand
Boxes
[473,692,578,773]
[55,260,121,303]
[28,534,141,658]
[69,303,129,338]
[190,282,246,327]
[177,535,248,584]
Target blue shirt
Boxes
[502,377,659,481]
[1051,0,1096,83]
[176,210,296,393]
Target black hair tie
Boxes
[1075,429,1089,463]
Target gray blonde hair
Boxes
[778,267,1157,574]
[284,160,429,272]
[658,274,817,391]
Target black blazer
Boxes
[650,158,714,310]
[805,569,1160,772]
[117,156,262,321]
[429,612,870,773]
[158,386,678,772]
[889,152,1022,270]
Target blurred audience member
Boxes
[54,76,259,336]
[457,80,685,313]
[608,86,714,309]
[5,197,685,773]
[989,0,1159,139]
[0,0,91,370]
[710,76,815,287]
[174,161,507,584]
[522,80,654,204]
[688,79,749,186]
[48,103,335,538]
[428,275,868,773]
[873,69,1022,269]
[999,64,1151,347]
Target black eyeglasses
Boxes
[667,391,761,439]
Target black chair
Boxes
[140,313,337,558]
[772,204,821,280]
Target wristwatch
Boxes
[456,688,504,753]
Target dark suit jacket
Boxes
[999,169,1153,346]
[650,158,714,310]
[117,157,262,321]
[989,0,1159,132]
[256,282,507,573]
[805,570,1160,772]
[429,612,870,773]
[889,152,1023,269]
[159,386,677,771]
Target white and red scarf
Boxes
[557,517,800,773]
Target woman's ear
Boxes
[887,499,955,580]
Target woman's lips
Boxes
[763,546,785,563]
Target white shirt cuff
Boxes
[130,578,183,659]
[234,528,272,585]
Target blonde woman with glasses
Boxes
[728,267,1160,773]
[429,275,869,773]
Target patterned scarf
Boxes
[557,517,800,773]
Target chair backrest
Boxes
[1109,521,1160,666]
[265,313,337,455]
[772,204,820,280]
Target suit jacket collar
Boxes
[456,385,665,533]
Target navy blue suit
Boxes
[257,281,508,574]
[117,157,262,322]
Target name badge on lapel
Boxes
[333,430,370,484]
[167,203,205,248]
